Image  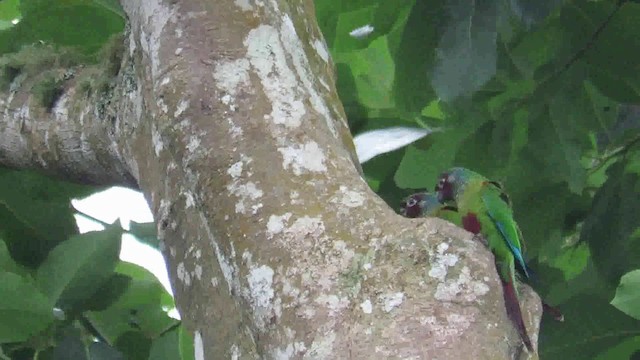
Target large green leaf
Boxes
[611,269,640,320]
[394,108,488,189]
[128,221,159,249]
[430,0,499,100]
[338,36,395,110]
[580,158,640,288]
[178,326,195,360]
[0,1,125,55]
[88,342,124,360]
[0,239,30,276]
[0,0,20,30]
[50,331,87,360]
[36,226,123,308]
[508,0,562,27]
[540,294,640,360]
[0,168,99,267]
[392,0,442,113]
[593,336,640,360]
[148,327,181,360]
[581,2,640,103]
[0,272,54,343]
[87,262,175,343]
[114,331,151,360]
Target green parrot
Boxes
[434,167,533,351]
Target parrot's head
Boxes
[435,167,468,203]
[401,192,441,218]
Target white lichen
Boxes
[427,242,459,281]
[267,213,292,237]
[246,265,275,329]
[152,125,164,156]
[177,262,191,286]
[130,2,176,80]
[278,15,338,137]
[434,266,490,302]
[194,264,203,280]
[227,160,244,178]
[331,185,365,208]
[231,344,240,360]
[380,292,404,313]
[278,141,327,175]
[184,191,196,208]
[315,294,349,316]
[234,0,252,12]
[244,25,306,128]
[194,331,204,360]
[226,156,263,214]
[312,39,329,63]
[360,299,373,314]
[174,99,189,117]
[305,333,336,359]
[213,59,250,98]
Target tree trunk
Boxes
[0,0,541,358]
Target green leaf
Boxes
[552,1,640,103]
[588,65,640,104]
[582,2,640,103]
[0,272,54,343]
[431,0,498,100]
[540,294,640,359]
[148,327,181,360]
[394,104,489,189]
[178,326,195,360]
[114,262,174,309]
[91,0,126,19]
[87,262,175,343]
[0,168,99,267]
[0,239,30,276]
[508,0,562,27]
[547,242,590,281]
[509,19,565,77]
[0,2,125,55]
[593,336,640,360]
[611,269,640,320]
[51,332,87,360]
[114,331,151,360]
[338,36,395,109]
[128,221,159,249]
[88,342,124,360]
[0,0,20,31]
[332,6,376,52]
[580,159,640,288]
[79,274,132,312]
[394,142,448,189]
[392,0,442,113]
[36,226,123,307]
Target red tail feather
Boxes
[501,280,533,352]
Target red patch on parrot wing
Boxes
[462,213,482,234]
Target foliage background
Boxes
[0,0,639,359]
[315,0,640,358]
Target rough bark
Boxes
[0,0,541,359]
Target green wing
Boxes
[481,186,529,278]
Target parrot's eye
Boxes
[406,197,417,207]
[437,177,446,189]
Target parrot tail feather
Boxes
[501,280,533,352]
